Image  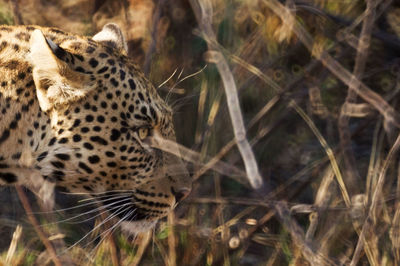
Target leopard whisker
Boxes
[59,197,134,223]
[39,203,122,226]
[59,204,132,255]
[30,193,132,214]
[166,65,206,106]
[158,68,178,89]
[40,199,134,226]
[171,65,207,92]
[170,93,200,112]
[166,67,184,104]
[66,202,134,225]
[29,201,99,215]
[87,208,136,256]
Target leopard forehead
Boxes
[50,40,174,186]
[58,36,174,138]
[0,24,191,228]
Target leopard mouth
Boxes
[100,193,144,222]
[99,192,170,224]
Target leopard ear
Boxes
[93,23,128,53]
[29,29,94,112]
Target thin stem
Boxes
[189,0,262,189]
[16,185,62,266]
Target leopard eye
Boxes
[138,127,149,140]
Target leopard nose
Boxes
[171,187,191,203]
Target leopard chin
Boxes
[120,220,157,235]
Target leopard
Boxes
[0,23,192,233]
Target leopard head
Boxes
[29,24,192,232]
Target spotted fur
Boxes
[0,24,191,232]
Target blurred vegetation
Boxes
[1,0,400,265]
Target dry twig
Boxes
[274,202,335,265]
[193,95,279,181]
[306,166,335,241]
[150,133,248,184]
[168,212,177,266]
[99,211,120,266]
[294,104,351,207]
[131,232,152,266]
[351,132,400,265]
[15,185,62,266]
[189,0,263,189]
[6,225,22,264]
[338,0,376,195]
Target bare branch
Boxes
[189,0,263,189]
[6,225,22,264]
[16,185,62,266]
[274,202,335,265]
[338,0,376,195]
[150,134,248,184]
[350,132,400,265]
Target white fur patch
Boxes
[120,220,157,235]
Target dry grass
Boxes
[2,0,400,265]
